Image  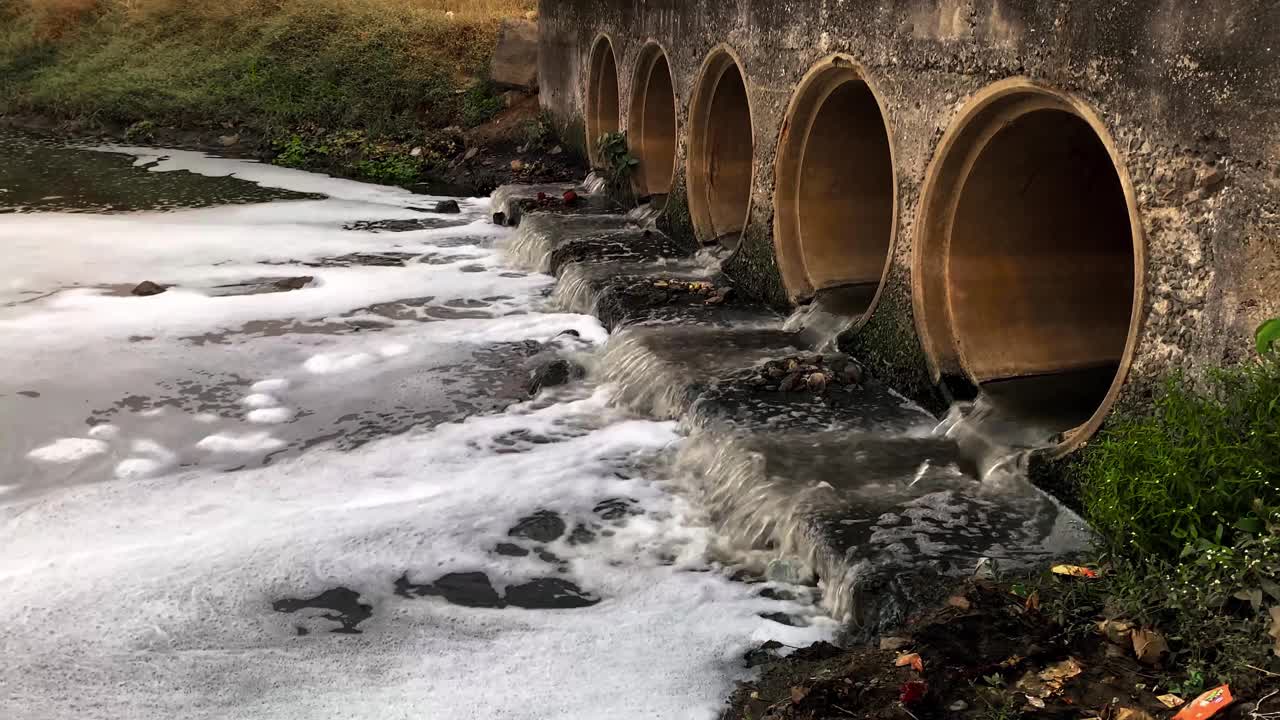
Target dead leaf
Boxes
[1038,658,1084,686]
[1096,619,1135,645]
[1158,694,1186,709]
[1025,590,1041,611]
[1131,629,1170,665]
[1025,697,1047,709]
[1173,685,1234,720]
[1269,607,1280,656]
[895,652,925,672]
[1052,564,1100,578]
[1115,708,1156,720]
[947,595,972,610]
[790,686,808,704]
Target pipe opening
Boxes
[586,36,620,165]
[629,45,677,198]
[688,50,754,246]
[774,60,896,313]
[914,82,1142,449]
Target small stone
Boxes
[527,358,585,396]
[778,372,804,393]
[434,200,462,214]
[842,363,865,385]
[550,145,563,155]
[218,134,240,147]
[947,594,972,611]
[131,281,167,297]
[806,372,828,393]
[464,147,479,161]
[410,146,424,157]
[879,636,911,651]
[510,159,525,172]
[949,700,969,712]
[1199,166,1226,188]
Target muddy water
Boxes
[0,133,834,720]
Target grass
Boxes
[0,0,536,134]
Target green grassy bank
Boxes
[0,0,537,184]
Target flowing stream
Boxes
[0,134,834,720]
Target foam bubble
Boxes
[87,424,122,440]
[304,352,376,375]
[251,379,291,394]
[196,432,287,454]
[241,393,280,409]
[26,437,110,463]
[379,343,410,358]
[114,457,166,480]
[247,407,296,425]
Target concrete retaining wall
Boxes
[538,0,1280,431]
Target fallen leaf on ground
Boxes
[1025,696,1046,709]
[790,686,808,704]
[1115,708,1156,720]
[899,681,928,705]
[1158,694,1186,709]
[1097,618,1135,644]
[1038,658,1084,686]
[947,595,972,610]
[1052,564,1100,578]
[1131,629,1170,665]
[1025,590,1041,611]
[895,653,924,672]
[1173,686,1234,720]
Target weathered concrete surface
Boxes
[537,0,1280,421]
[491,19,541,90]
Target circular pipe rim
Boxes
[585,33,620,167]
[772,53,900,326]
[910,77,1147,456]
[686,44,755,244]
[627,39,679,198]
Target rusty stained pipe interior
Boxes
[912,82,1142,447]
[687,51,753,246]
[774,62,896,311]
[947,108,1135,434]
[585,37,619,165]
[629,45,677,198]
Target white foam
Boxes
[196,432,288,454]
[241,393,281,409]
[247,407,296,425]
[87,424,122,440]
[26,437,109,463]
[304,351,376,375]
[378,343,410,358]
[113,457,166,480]
[251,379,291,394]
[1,391,835,720]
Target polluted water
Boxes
[0,134,836,720]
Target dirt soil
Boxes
[725,581,1268,720]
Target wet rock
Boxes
[18,390,40,398]
[879,636,912,651]
[758,587,796,601]
[567,524,597,546]
[504,578,599,609]
[131,280,167,297]
[273,276,314,291]
[219,134,240,147]
[272,587,373,634]
[494,543,530,557]
[433,199,461,214]
[744,640,786,668]
[395,571,504,608]
[526,358,586,396]
[508,510,566,543]
[760,612,803,627]
[593,497,641,521]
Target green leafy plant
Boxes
[1077,358,1280,560]
[522,111,553,149]
[1257,317,1280,356]
[460,80,505,128]
[596,131,638,199]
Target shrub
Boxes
[1077,357,1280,559]
[460,80,505,128]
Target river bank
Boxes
[0,0,582,195]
